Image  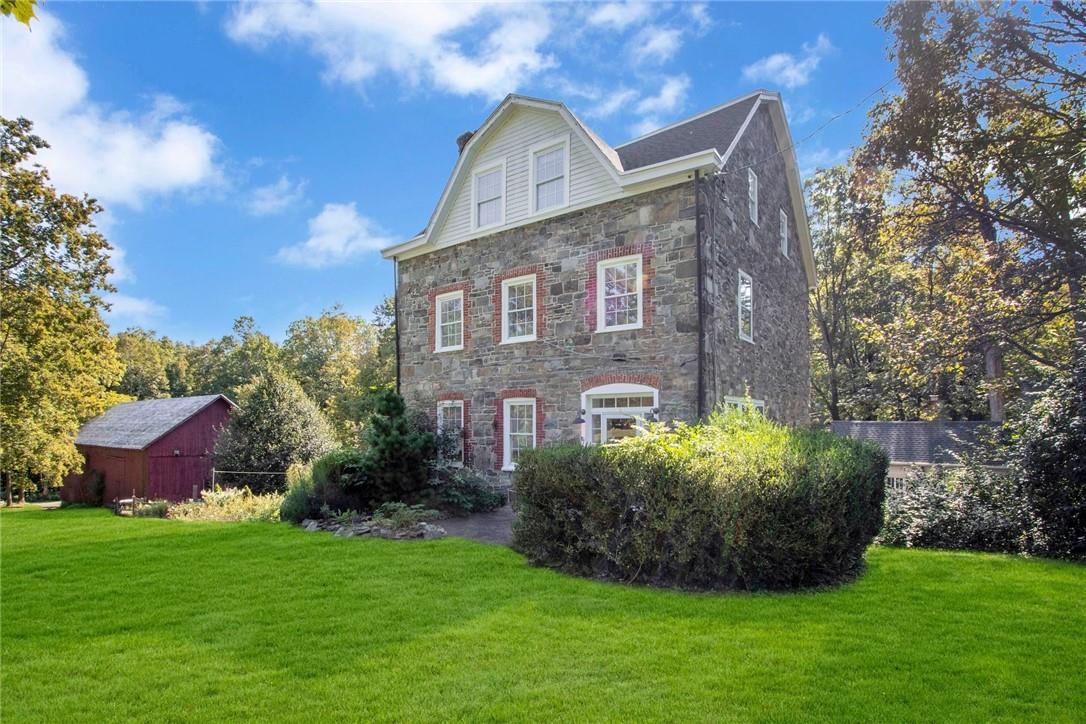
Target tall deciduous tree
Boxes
[282,305,381,443]
[114,328,172,400]
[186,316,281,400]
[864,1,1085,367]
[1,117,123,498]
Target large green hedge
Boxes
[512,409,887,591]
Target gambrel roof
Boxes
[76,395,236,450]
[383,90,815,288]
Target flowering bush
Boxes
[169,487,283,522]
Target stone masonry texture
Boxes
[398,105,811,481]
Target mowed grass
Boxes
[2,508,1084,722]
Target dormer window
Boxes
[473,163,504,229]
[530,136,569,214]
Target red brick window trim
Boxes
[436,391,471,467]
[492,264,545,345]
[585,243,655,333]
[494,388,544,471]
[579,373,661,393]
[428,282,471,353]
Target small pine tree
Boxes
[357,390,435,504]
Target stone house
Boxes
[382,90,815,482]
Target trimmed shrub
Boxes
[876,465,1035,553]
[428,463,505,515]
[513,408,887,591]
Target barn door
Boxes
[103,454,128,502]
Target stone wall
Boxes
[397,183,701,481]
[696,105,811,423]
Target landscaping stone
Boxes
[298,516,445,541]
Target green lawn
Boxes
[2,508,1084,722]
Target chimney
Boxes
[456,131,474,154]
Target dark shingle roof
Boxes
[615,93,760,171]
[831,421,1002,465]
[76,395,233,450]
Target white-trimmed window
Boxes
[779,209,789,257]
[434,290,464,352]
[473,163,504,229]
[597,255,643,332]
[580,383,658,445]
[748,168,758,225]
[501,274,537,343]
[723,395,765,413]
[436,400,465,466]
[530,137,569,214]
[738,270,754,343]
[502,397,536,470]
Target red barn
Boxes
[62,395,236,504]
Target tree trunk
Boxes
[3,472,11,507]
[984,344,1006,422]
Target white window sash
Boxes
[502,397,536,471]
[748,168,758,226]
[436,400,465,465]
[472,162,505,230]
[596,254,643,332]
[529,136,570,215]
[780,209,789,256]
[738,270,754,343]
[500,274,537,344]
[723,395,765,412]
[579,383,658,445]
[434,290,464,352]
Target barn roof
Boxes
[831,420,1003,465]
[76,394,235,450]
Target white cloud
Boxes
[247,175,307,216]
[1,12,222,208]
[798,146,850,177]
[587,2,653,30]
[226,1,555,101]
[584,88,639,119]
[630,26,683,65]
[635,75,690,116]
[686,3,713,34]
[627,75,691,137]
[276,202,394,269]
[741,34,835,90]
[106,293,167,326]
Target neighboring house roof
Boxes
[831,420,1004,466]
[76,394,236,451]
[381,90,816,288]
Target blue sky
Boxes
[2,1,892,342]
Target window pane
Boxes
[439,296,462,348]
[507,402,535,465]
[505,280,535,339]
[601,260,640,328]
[739,275,753,339]
[438,403,464,462]
[536,177,564,211]
[476,169,502,201]
[535,146,564,183]
[477,197,501,227]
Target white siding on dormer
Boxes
[432,107,621,248]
